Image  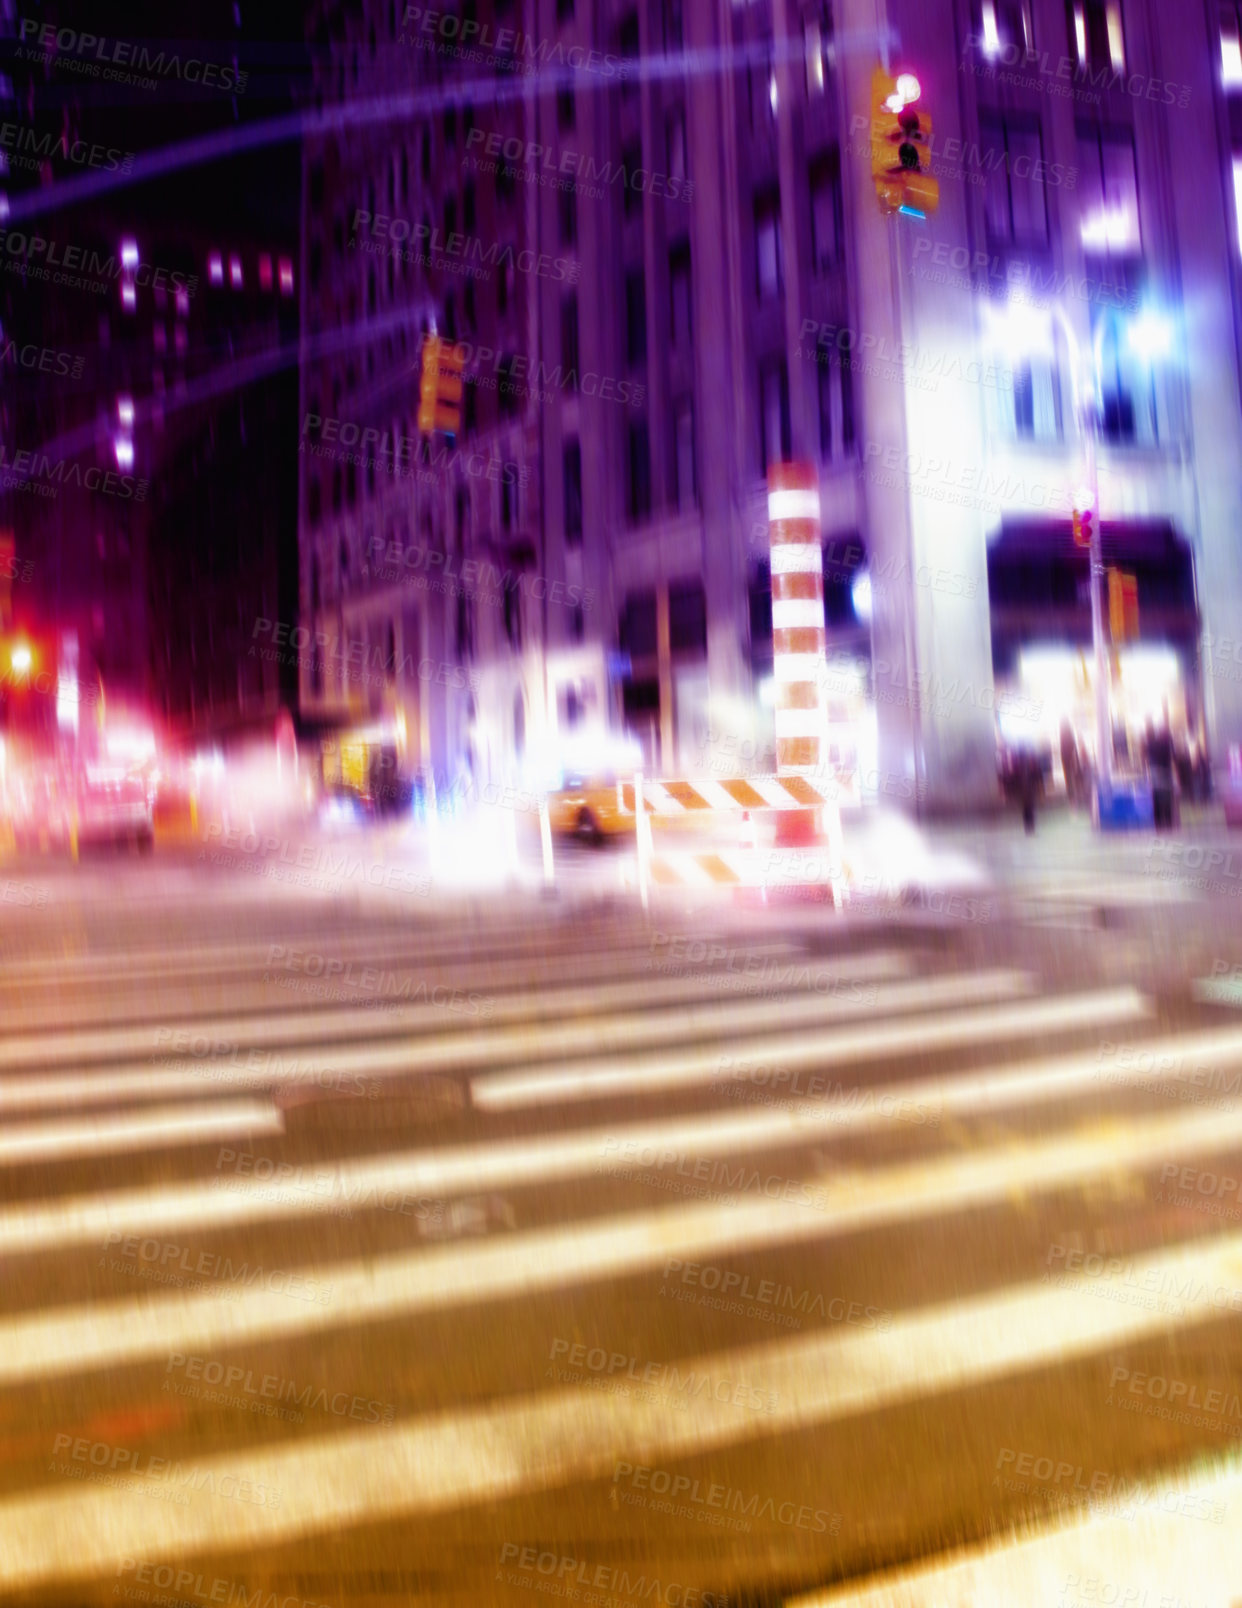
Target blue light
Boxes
[898,205,926,219]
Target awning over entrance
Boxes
[988,516,1198,676]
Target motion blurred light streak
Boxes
[0,951,913,1080]
[4,1094,1242,1385]
[788,1465,1242,1605]
[2,1230,1242,1590]
[0,1100,283,1164]
[0,950,910,1081]
[4,29,893,225]
[15,1001,1242,1262]
[0,967,1022,1111]
[472,986,1145,1108]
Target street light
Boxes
[983,295,1173,811]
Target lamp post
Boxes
[983,297,1171,817]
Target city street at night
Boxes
[7,0,1242,1601]
[0,838,1240,1602]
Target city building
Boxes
[0,0,306,747]
[297,0,1242,812]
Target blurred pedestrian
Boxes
[1060,721,1083,805]
[1018,751,1039,833]
[1144,716,1176,830]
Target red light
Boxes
[259,254,273,290]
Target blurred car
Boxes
[547,775,634,844]
[77,764,154,851]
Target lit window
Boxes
[259,253,273,290]
[1224,3,1242,86]
[120,238,138,270]
[208,251,224,285]
[805,20,824,94]
[121,283,136,311]
[1106,1,1125,68]
[114,437,134,471]
[117,396,134,428]
[1233,156,1242,253]
[229,254,243,288]
[279,257,294,294]
[1078,128,1140,255]
[754,191,783,299]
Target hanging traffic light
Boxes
[870,67,939,218]
[1072,504,1094,548]
[870,68,906,216]
[1108,569,1139,643]
[417,334,467,436]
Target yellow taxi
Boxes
[546,774,635,843]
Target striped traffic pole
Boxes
[768,462,826,850]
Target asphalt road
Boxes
[3,841,1242,1606]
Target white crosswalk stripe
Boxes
[2,908,1240,1604]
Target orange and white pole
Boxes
[769,463,825,842]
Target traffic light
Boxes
[417,334,467,436]
[1108,568,1139,643]
[869,67,939,219]
[1072,504,1094,548]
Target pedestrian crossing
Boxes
[2,900,1242,1606]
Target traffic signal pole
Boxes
[1083,402,1113,792]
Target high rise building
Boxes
[298,0,1242,811]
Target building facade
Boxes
[297,0,1242,811]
